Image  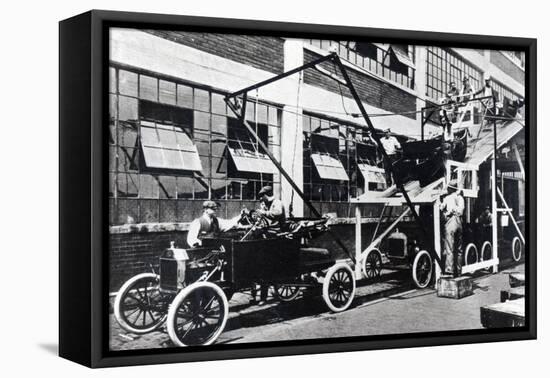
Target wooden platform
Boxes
[437,276,473,299]
[480,298,525,328]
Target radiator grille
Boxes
[159,258,178,292]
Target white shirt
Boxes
[380,136,401,155]
[186,213,240,247]
[440,192,465,219]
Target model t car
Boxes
[361,227,434,289]
[114,211,356,347]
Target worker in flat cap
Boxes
[440,179,465,277]
[250,185,286,305]
[186,200,244,248]
[256,185,286,228]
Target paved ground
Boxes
[109,262,524,350]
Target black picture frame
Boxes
[59,9,537,368]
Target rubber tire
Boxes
[322,263,356,313]
[411,250,433,289]
[481,241,492,261]
[114,273,167,334]
[464,243,478,265]
[273,285,301,302]
[511,237,522,262]
[166,281,228,347]
[361,248,383,279]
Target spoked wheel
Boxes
[481,241,492,262]
[412,250,433,289]
[273,284,301,302]
[114,273,168,334]
[362,248,383,279]
[511,237,523,262]
[167,282,228,347]
[322,263,356,312]
[464,243,479,265]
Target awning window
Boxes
[140,122,202,171]
[358,164,386,184]
[311,153,349,181]
[227,147,276,174]
[389,45,415,68]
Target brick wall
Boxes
[303,51,417,120]
[110,230,189,291]
[145,30,284,74]
[489,51,525,86]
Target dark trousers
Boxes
[443,216,463,276]
[384,154,400,186]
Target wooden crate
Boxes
[480,298,525,328]
[437,276,473,299]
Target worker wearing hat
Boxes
[186,200,243,248]
[249,185,286,305]
[256,185,286,227]
[440,179,465,277]
[380,129,402,186]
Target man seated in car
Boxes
[255,185,286,228]
[186,200,244,248]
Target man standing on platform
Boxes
[380,128,402,186]
[440,180,465,277]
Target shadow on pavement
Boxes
[38,343,58,355]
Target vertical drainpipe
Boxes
[281,39,305,217]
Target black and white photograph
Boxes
[107,26,529,351]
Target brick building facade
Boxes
[108,28,526,291]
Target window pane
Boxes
[109,146,117,172]
[243,181,257,200]
[268,125,280,146]
[194,178,209,199]
[119,70,138,97]
[109,94,117,144]
[118,97,138,149]
[211,115,227,136]
[227,181,242,199]
[211,157,227,179]
[195,139,210,156]
[159,80,176,105]
[177,84,193,108]
[211,93,227,115]
[211,179,227,199]
[109,173,116,197]
[257,104,268,124]
[158,176,176,199]
[140,174,158,199]
[117,147,138,172]
[194,88,210,112]
[139,75,157,101]
[117,173,139,197]
[211,138,226,157]
[109,67,117,94]
[194,111,210,133]
[176,176,194,199]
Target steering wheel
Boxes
[241,209,269,228]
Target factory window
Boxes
[302,113,385,203]
[306,40,415,89]
[426,47,483,101]
[139,101,201,172]
[108,66,282,225]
